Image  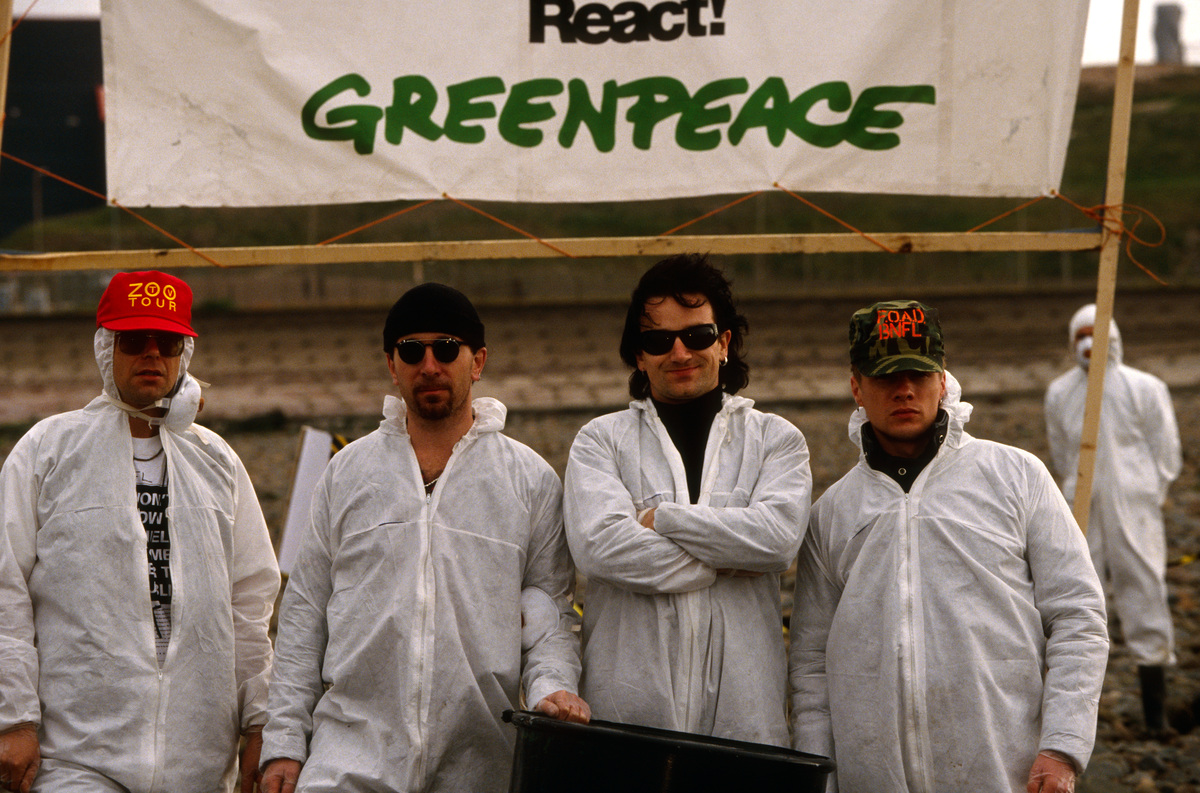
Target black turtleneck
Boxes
[861,409,950,492]
[652,387,724,503]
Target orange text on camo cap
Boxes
[876,307,926,340]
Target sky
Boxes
[1083,0,1199,63]
[7,0,1200,66]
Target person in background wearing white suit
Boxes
[1045,303,1182,733]
[790,299,1108,793]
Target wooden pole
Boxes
[0,229,1105,272]
[0,0,14,173]
[1072,0,1140,533]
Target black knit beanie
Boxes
[382,283,486,352]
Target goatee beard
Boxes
[413,399,454,421]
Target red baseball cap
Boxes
[96,271,197,336]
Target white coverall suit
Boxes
[1045,305,1182,665]
[0,330,280,792]
[260,396,581,793]
[790,374,1108,793]
[564,394,810,746]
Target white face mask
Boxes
[1075,335,1093,369]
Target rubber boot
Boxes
[1138,664,1167,734]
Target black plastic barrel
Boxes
[503,710,834,793]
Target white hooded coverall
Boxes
[790,374,1108,793]
[1045,305,1182,665]
[260,396,581,793]
[0,330,280,792]
[564,394,810,746]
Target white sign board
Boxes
[101,0,1090,206]
[278,426,334,576]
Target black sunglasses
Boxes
[115,331,186,357]
[640,323,720,356]
[394,338,463,365]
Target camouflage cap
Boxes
[849,300,944,376]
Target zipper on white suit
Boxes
[899,483,935,793]
[652,406,729,732]
[410,431,470,788]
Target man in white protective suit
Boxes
[563,253,811,745]
[259,283,589,793]
[0,270,281,793]
[789,299,1109,793]
[1045,303,1182,733]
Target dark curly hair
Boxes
[619,253,750,399]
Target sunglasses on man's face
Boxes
[394,338,463,365]
[639,323,720,356]
[115,331,186,357]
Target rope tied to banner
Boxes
[773,183,898,253]
[657,191,764,237]
[317,201,437,246]
[654,183,899,252]
[652,185,1169,286]
[441,194,578,258]
[0,147,1170,283]
[0,151,228,268]
[1,0,38,47]
[962,195,1050,233]
[952,190,1167,284]
[1050,190,1168,285]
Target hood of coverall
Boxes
[1069,303,1123,369]
[94,327,202,432]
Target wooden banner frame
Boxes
[0,0,1141,532]
[0,0,11,164]
[0,229,1104,271]
[1071,0,1140,533]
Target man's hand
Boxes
[240,727,264,793]
[259,758,303,793]
[638,508,656,530]
[0,724,39,793]
[534,690,592,724]
[1026,750,1077,793]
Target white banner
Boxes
[101,0,1089,207]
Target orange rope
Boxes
[441,193,577,258]
[773,183,897,253]
[657,191,763,237]
[0,141,1170,284]
[1,0,38,46]
[1051,190,1168,285]
[317,200,437,245]
[0,151,226,267]
[963,195,1048,233]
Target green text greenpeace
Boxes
[301,74,935,155]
